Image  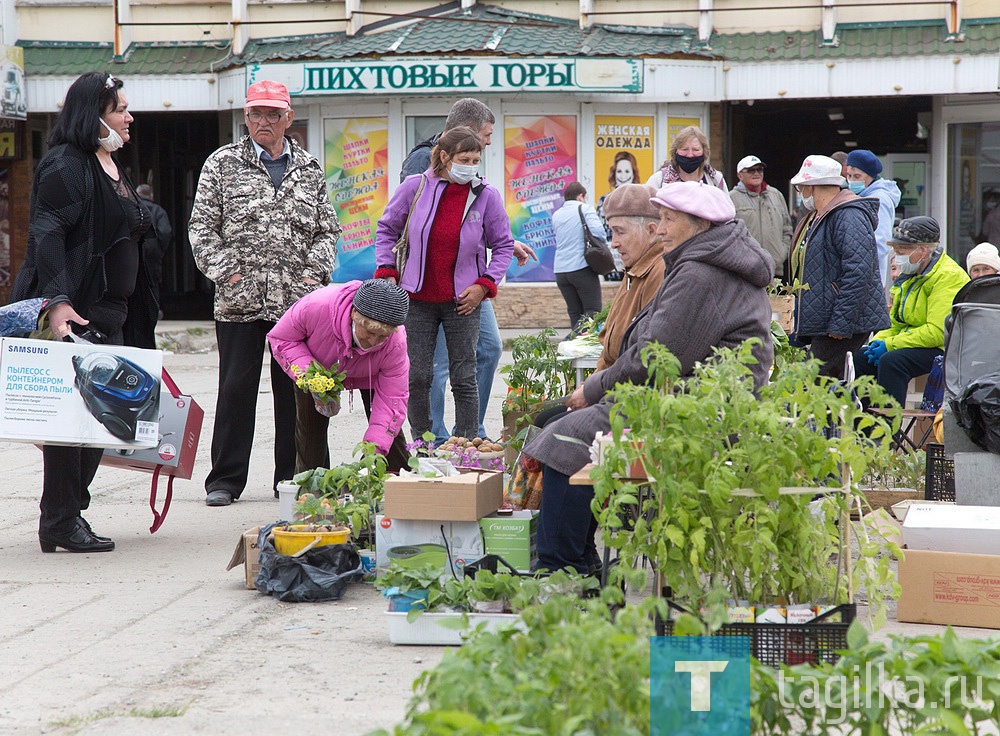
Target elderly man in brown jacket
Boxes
[596,184,666,370]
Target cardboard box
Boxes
[100,389,204,478]
[375,515,485,576]
[479,511,538,572]
[383,468,503,521]
[0,338,162,449]
[903,503,1000,556]
[897,549,1000,629]
[226,527,262,590]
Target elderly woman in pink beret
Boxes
[523,180,775,574]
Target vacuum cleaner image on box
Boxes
[72,352,160,442]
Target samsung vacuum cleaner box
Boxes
[0,337,162,449]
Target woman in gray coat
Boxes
[524,181,774,573]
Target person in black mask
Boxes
[646,125,727,191]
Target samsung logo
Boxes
[7,344,48,355]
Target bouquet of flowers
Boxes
[292,361,347,416]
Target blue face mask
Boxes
[848,181,866,195]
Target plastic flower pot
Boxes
[272,525,350,556]
[387,588,430,612]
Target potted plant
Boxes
[592,340,903,636]
[291,442,388,550]
[374,561,449,613]
[271,493,350,556]
[500,328,575,463]
[466,570,515,613]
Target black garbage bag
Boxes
[254,522,363,602]
[953,371,1000,454]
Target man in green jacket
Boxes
[855,216,969,406]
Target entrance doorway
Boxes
[725,96,932,211]
[132,112,220,320]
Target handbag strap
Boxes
[161,367,181,399]
[577,202,588,235]
[148,465,174,534]
[401,175,427,240]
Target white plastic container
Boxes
[276,481,298,522]
[384,611,522,645]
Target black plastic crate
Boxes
[925,442,955,502]
[656,601,856,668]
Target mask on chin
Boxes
[98,118,124,152]
[352,321,385,354]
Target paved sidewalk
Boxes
[0,321,994,735]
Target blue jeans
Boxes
[430,299,502,441]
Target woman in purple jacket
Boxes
[268,279,410,472]
[374,126,514,441]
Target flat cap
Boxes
[602,184,661,220]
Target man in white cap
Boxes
[190,80,341,506]
[729,154,792,279]
[789,154,888,379]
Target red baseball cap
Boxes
[245,80,291,109]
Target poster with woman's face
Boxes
[593,115,654,201]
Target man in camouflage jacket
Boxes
[190,80,341,506]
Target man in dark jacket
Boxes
[524,181,774,573]
[136,184,171,318]
[789,155,889,379]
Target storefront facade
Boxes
[6,3,1000,315]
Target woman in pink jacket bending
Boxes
[268,279,410,472]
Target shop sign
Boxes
[0,118,19,160]
[592,115,655,213]
[324,117,390,282]
[503,114,578,282]
[248,58,643,96]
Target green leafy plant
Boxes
[500,328,574,416]
[367,593,660,736]
[291,442,388,547]
[752,622,1000,734]
[862,447,925,494]
[374,562,448,594]
[593,340,903,630]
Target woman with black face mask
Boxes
[646,125,727,191]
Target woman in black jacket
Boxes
[11,72,156,553]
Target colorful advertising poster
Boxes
[324,117,389,282]
[504,115,577,282]
[593,115,654,209]
[0,46,26,121]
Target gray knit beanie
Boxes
[353,279,409,326]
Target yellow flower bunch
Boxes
[291,360,347,403]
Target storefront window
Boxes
[405,116,446,153]
[949,121,1000,267]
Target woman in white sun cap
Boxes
[521,179,774,574]
[788,154,889,380]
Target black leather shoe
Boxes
[77,517,112,543]
[39,523,115,553]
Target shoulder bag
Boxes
[391,175,427,278]
[578,204,615,276]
